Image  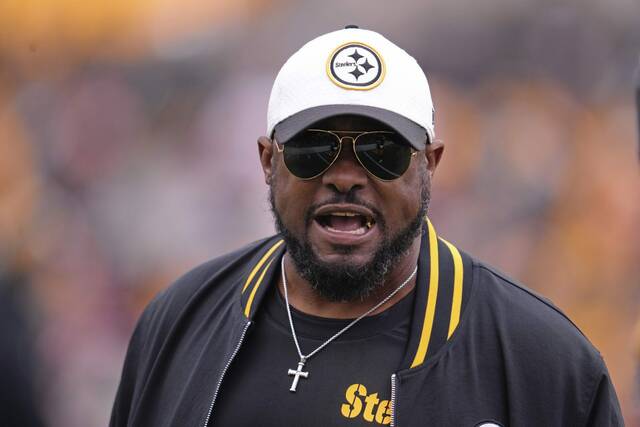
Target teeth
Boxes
[326,212,375,230]
[326,226,367,235]
[329,212,374,228]
[321,211,375,234]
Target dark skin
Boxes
[258,115,444,318]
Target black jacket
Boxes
[110,220,623,426]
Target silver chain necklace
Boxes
[281,255,418,392]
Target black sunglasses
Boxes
[274,129,418,181]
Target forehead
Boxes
[310,114,392,131]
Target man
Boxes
[110,27,622,426]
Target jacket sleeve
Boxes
[109,300,158,427]
[584,359,624,427]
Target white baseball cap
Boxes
[267,25,435,150]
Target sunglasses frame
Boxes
[274,129,419,181]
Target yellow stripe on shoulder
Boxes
[244,257,276,318]
[410,218,439,368]
[440,238,464,339]
[241,239,284,294]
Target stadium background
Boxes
[0,0,638,425]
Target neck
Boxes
[278,237,421,319]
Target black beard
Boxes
[269,174,431,302]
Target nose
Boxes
[321,137,368,193]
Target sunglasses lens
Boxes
[282,131,340,179]
[355,133,413,180]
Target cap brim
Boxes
[272,105,430,150]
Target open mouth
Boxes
[313,207,376,237]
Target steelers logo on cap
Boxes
[327,42,385,90]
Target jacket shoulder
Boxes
[125,235,282,373]
[468,259,605,377]
[461,260,622,425]
[110,235,283,424]
[472,261,598,351]
[149,235,282,316]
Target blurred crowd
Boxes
[0,0,639,425]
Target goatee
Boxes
[269,173,430,302]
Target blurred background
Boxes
[0,0,638,425]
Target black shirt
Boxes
[214,281,414,426]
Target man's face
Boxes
[260,115,443,301]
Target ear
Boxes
[424,141,445,174]
[258,136,275,185]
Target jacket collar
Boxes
[400,218,473,370]
[239,238,285,319]
[237,218,473,371]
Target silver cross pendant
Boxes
[287,357,309,392]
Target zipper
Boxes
[202,320,251,427]
[390,373,397,427]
